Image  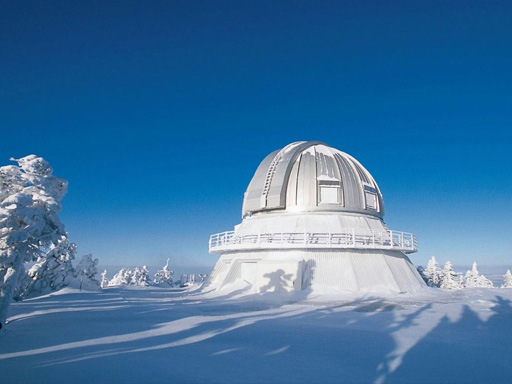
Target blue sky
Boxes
[1,1,511,272]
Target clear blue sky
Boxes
[1,1,511,272]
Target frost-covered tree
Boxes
[501,270,512,289]
[74,254,100,290]
[419,256,442,287]
[464,262,480,287]
[108,267,150,287]
[0,155,68,328]
[464,262,494,288]
[22,236,77,298]
[440,261,462,290]
[153,259,174,286]
[100,270,109,289]
[108,268,128,287]
[132,266,150,286]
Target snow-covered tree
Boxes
[464,262,494,288]
[0,155,68,328]
[108,268,128,286]
[501,270,512,289]
[419,256,443,287]
[74,254,100,290]
[153,258,174,286]
[440,261,462,290]
[100,270,109,289]
[464,262,479,287]
[108,266,150,287]
[132,266,150,286]
[21,236,77,298]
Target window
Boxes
[365,191,377,210]
[320,186,340,204]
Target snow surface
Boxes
[1,285,512,383]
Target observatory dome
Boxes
[242,141,384,218]
[206,141,425,294]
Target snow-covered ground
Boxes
[1,285,512,383]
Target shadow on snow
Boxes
[0,287,511,383]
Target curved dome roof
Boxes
[242,141,384,218]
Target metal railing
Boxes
[209,228,418,254]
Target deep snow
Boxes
[1,285,512,383]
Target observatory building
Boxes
[207,141,425,293]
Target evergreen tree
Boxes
[464,262,494,288]
[153,259,174,286]
[22,236,77,297]
[74,254,100,290]
[123,269,134,285]
[100,270,109,289]
[420,256,442,287]
[501,270,512,288]
[0,155,68,328]
[440,261,462,290]
[131,266,150,286]
[108,268,129,287]
[139,266,150,286]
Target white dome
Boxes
[242,141,384,218]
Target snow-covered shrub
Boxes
[108,268,129,287]
[0,155,69,327]
[22,237,77,297]
[74,254,100,290]
[501,270,512,289]
[100,270,109,288]
[132,266,150,286]
[464,262,494,288]
[153,259,174,286]
[440,261,462,290]
[419,256,442,287]
[109,267,150,287]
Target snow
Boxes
[1,287,512,383]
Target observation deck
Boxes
[209,228,418,254]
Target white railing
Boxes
[209,228,418,254]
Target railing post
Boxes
[352,228,355,247]
[389,230,393,249]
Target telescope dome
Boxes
[242,141,384,218]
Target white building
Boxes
[206,141,425,293]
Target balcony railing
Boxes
[209,229,418,254]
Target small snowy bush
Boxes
[502,270,512,289]
[153,259,174,286]
[109,267,151,287]
[108,268,129,287]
